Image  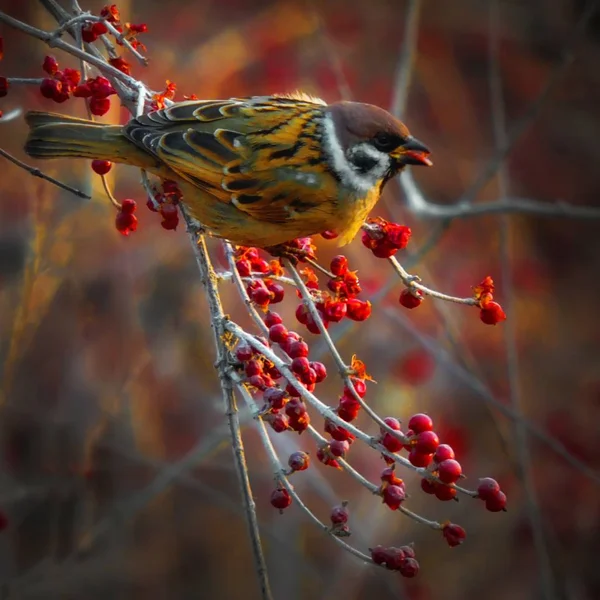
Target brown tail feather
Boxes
[24,111,154,168]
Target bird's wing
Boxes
[124,96,335,224]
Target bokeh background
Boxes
[1,0,600,598]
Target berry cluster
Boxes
[39,56,82,105]
[370,544,419,577]
[114,198,137,235]
[39,53,117,116]
[143,179,181,230]
[361,218,411,258]
[474,276,507,325]
[235,318,329,434]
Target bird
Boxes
[24,92,432,247]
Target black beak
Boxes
[396,136,432,166]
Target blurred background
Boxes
[1,0,600,598]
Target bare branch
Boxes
[390,0,422,118]
[489,4,557,598]
[0,147,91,199]
[182,210,273,600]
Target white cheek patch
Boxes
[322,115,390,193]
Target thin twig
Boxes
[458,0,599,206]
[390,0,422,118]
[489,4,557,598]
[0,148,91,199]
[0,9,140,90]
[182,209,273,600]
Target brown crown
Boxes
[326,102,411,149]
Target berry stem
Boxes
[388,256,479,306]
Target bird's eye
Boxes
[372,132,399,152]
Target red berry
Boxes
[485,490,507,512]
[42,55,59,75]
[266,281,285,303]
[477,477,501,501]
[384,547,405,570]
[91,159,112,175]
[305,310,328,334]
[434,483,457,501]
[346,298,371,321]
[420,478,436,494]
[59,68,81,90]
[311,361,327,383]
[291,356,310,375]
[235,259,251,277]
[92,21,109,36]
[324,418,354,442]
[115,210,137,235]
[371,240,398,258]
[480,301,507,325]
[288,451,310,472]
[120,198,136,214]
[264,311,282,328]
[434,444,455,463]
[247,374,266,390]
[399,288,423,309]
[288,413,310,433]
[337,397,360,422]
[73,83,93,98]
[443,523,467,547]
[81,25,98,43]
[269,413,289,432]
[285,397,306,418]
[370,545,388,565]
[330,255,348,276]
[89,76,115,98]
[245,359,263,377]
[330,503,349,524]
[40,78,61,99]
[382,432,403,453]
[386,224,411,249]
[414,430,439,454]
[295,304,309,325]
[382,484,406,510]
[408,450,433,467]
[253,260,271,275]
[109,57,131,75]
[437,459,462,484]
[316,446,340,468]
[270,488,292,511]
[408,413,433,434]
[251,286,272,307]
[235,344,253,362]
[288,340,309,359]
[263,387,287,410]
[89,96,111,116]
[0,77,9,98]
[323,300,347,322]
[344,379,367,398]
[321,230,338,239]
[329,439,350,457]
[269,323,289,344]
[399,557,419,578]
[380,416,401,433]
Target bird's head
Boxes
[323,101,431,193]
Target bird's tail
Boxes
[24,111,152,167]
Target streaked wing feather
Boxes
[123,96,331,224]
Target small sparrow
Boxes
[24,93,431,246]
